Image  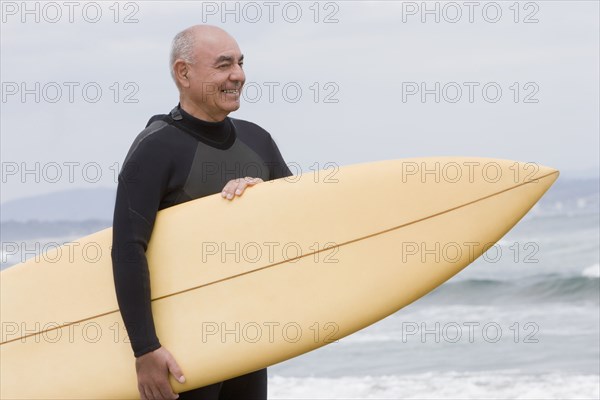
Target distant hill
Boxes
[0,178,597,268]
[1,219,112,241]
[0,178,597,223]
[1,187,116,222]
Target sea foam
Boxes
[268,372,600,399]
[582,264,600,279]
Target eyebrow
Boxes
[214,54,244,65]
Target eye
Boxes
[238,61,244,68]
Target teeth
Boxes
[222,89,238,94]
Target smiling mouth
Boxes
[221,89,239,94]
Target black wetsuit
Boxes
[111,105,291,398]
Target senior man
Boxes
[112,25,291,400]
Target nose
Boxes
[229,63,245,85]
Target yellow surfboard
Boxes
[0,158,558,399]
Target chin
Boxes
[223,102,241,112]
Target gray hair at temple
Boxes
[169,27,196,82]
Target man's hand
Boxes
[135,347,185,400]
[221,177,263,200]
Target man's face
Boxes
[185,32,245,121]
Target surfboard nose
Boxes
[538,166,559,191]
[524,162,559,179]
[433,157,560,192]
[537,164,560,182]
[538,164,559,176]
[514,162,559,193]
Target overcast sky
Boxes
[1,0,598,203]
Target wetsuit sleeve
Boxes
[111,134,172,357]
[268,136,292,179]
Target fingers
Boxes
[147,386,160,400]
[245,177,263,186]
[221,177,263,200]
[139,384,156,400]
[136,347,181,400]
[156,381,179,400]
[140,382,178,400]
[138,385,149,400]
[166,355,186,384]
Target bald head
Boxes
[170,25,238,82]
[169,25,245,121]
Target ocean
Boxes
[268,212,600,399]
[1,191,599,399]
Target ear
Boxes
[173,60,190,88]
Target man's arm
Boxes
[111,129,185,399]
[112,135,168,356]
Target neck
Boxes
[179,98,227,122]
[171,104,235,149]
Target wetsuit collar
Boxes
[169,104,236,150]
